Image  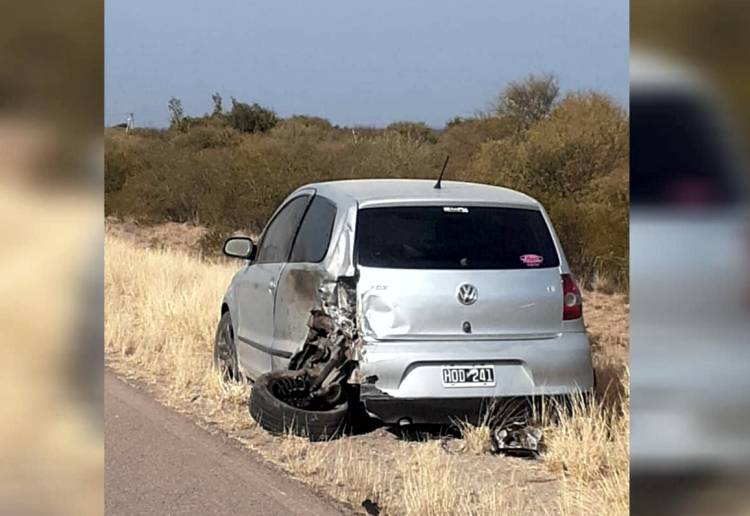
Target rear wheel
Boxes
[249,370,349,441]
[213,312,240,381]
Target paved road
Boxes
[105,371,348,516]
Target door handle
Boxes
[267,280,277,293]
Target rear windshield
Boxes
[355,206,560,269]
[631,91,745,207]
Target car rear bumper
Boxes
[357,331,593,424]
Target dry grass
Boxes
[400,441,526,515]
[105,233,629,515]
[555,469,629,516]
[543,386,629,482]
[456,421,493,455]
[105,217,210,254]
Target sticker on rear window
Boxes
[520,254,544,267]
[443,206,469,213]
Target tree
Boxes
[211,92,223,117]
[228,99,278,133]
[473,92,628,199]
[167,97,184,130]
[492,74,560,130]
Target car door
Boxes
[271,195,338,369]
[235,193,312,378]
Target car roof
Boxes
[298,179,540,208]
[631,49,710,95]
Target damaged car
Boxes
[214,179,594,440]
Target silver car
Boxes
[215,179,593,438]
[631,52,750,475]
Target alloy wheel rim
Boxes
[217,323,237,379]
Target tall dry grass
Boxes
[105,234,235,396]
[105,234,629,515]
[543,389,629,516]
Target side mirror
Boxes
[223,237,256,261]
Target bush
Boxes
[105,83,629,290]
[104,144,129,194]
[197,227,233,258]
[385,121,437,144]
[228,100,278,133]
[271,116,336,143]
[284,115,333,130]
[469,93,628,199]
[546,200,628,290]
[437,117,515,180]
[173,125,239,150]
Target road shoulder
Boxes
[105,370,350,516]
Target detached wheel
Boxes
[249,370,349,441]
[213,312,240,381]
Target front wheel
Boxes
[213,312,240,381]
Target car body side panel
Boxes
[323,199,358,278]
[267,196,357,367]
[234,262,283,378]
[538,205,571,273]
[271,263,330,368]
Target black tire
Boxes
[213,312,240,382]
[249,370,349,441]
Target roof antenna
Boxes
[434,155,450,189]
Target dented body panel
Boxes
[221,179,593,423]
[271,266,330,369]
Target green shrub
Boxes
[228,100,278,133]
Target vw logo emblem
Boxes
[457,283,478,305]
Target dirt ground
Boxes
[105,220,629,515]
[105,217,209,253]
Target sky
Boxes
[106,0,628,128]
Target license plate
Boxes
[441,365,496,387]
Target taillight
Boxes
[562,274,583,320]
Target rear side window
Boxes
[255,195,310,264]
[290,196,337,263]
[355,206,560,269]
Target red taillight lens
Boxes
[562,274,583,320]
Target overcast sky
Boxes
[106,0,628,128]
